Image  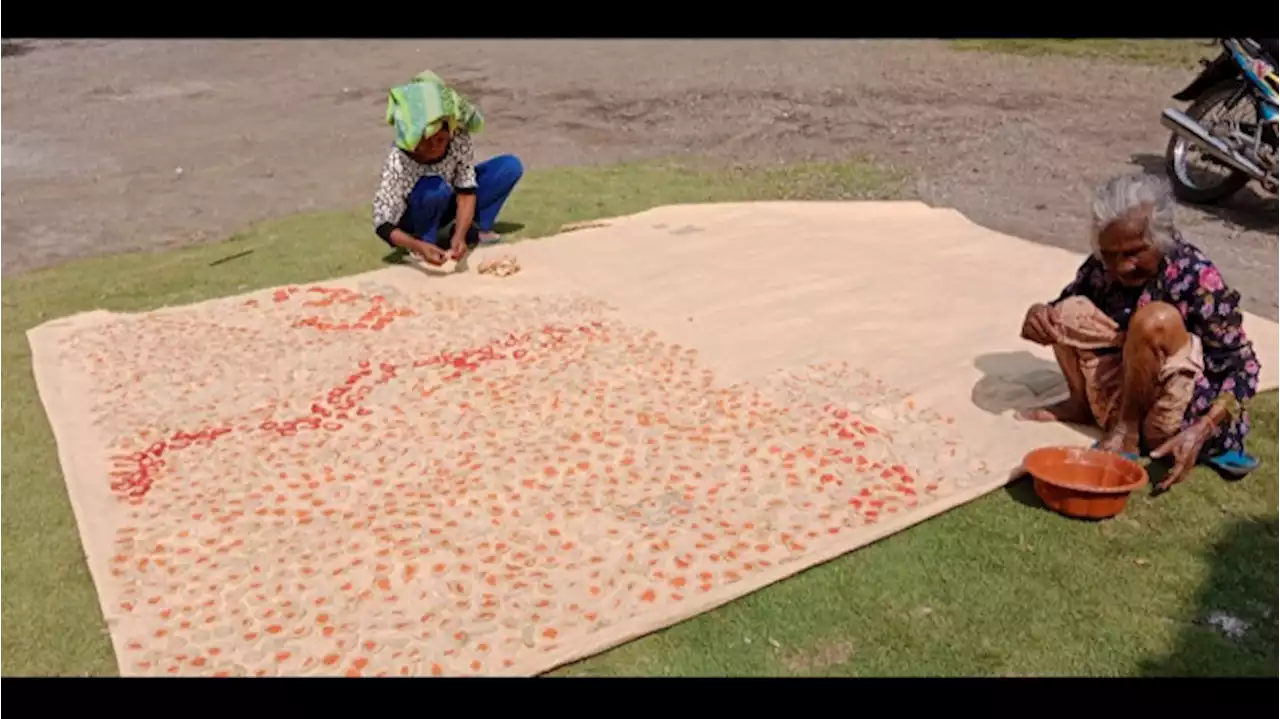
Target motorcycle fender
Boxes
[1172,54,1238,101]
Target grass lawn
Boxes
[2,159,1276,677]
[950,39,1215,69]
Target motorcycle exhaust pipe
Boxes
[1160,108,1276,190]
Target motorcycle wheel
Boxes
[1164,80,1253,205]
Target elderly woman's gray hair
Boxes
[1088,172,1178,255]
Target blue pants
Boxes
[398,154,523,249]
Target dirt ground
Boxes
[3,40,1276,318]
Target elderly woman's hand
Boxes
[1150,420,1212,491]
[1020,303,1062,346]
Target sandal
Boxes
[1089,441,1139,462]
[1205,450,1261,479]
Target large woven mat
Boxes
[29,201,1279,677]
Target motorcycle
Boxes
[1160,38,1278,204]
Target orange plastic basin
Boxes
[1022,446,1148,520]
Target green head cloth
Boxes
[385,70,485,152]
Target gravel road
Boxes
[3,39,1275,317]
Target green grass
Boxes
[2,158,1276,677]
[950,39,1215,69]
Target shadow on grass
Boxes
[1128,153,1278,233]
[1135,516,1279,676]
[1003,474,1044,510]
[493,221,526,235]
[381,248,410,265]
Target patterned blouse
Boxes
[1051,232,1261,457]
[371,130,479,243]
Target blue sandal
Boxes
[1205,450,1261,479]
[1089,441,1139,462]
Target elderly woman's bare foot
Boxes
[1014,398,1093,424]
[1095,429,1139,456]
[1095,433,1123,454]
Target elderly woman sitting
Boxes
[1016,173,1262,491]
[371,70,523,266]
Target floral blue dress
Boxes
[1051,232,1261,460]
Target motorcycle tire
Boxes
[1163,79,1253,205]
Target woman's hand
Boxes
[413,240,449,266]
[1020,303,1062,346]
[1150,419,1212,491]
[387,228,448,266]
[449,233,469,261]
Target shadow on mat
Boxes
[970,350,1070,415]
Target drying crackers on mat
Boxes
[478,254,521,277]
